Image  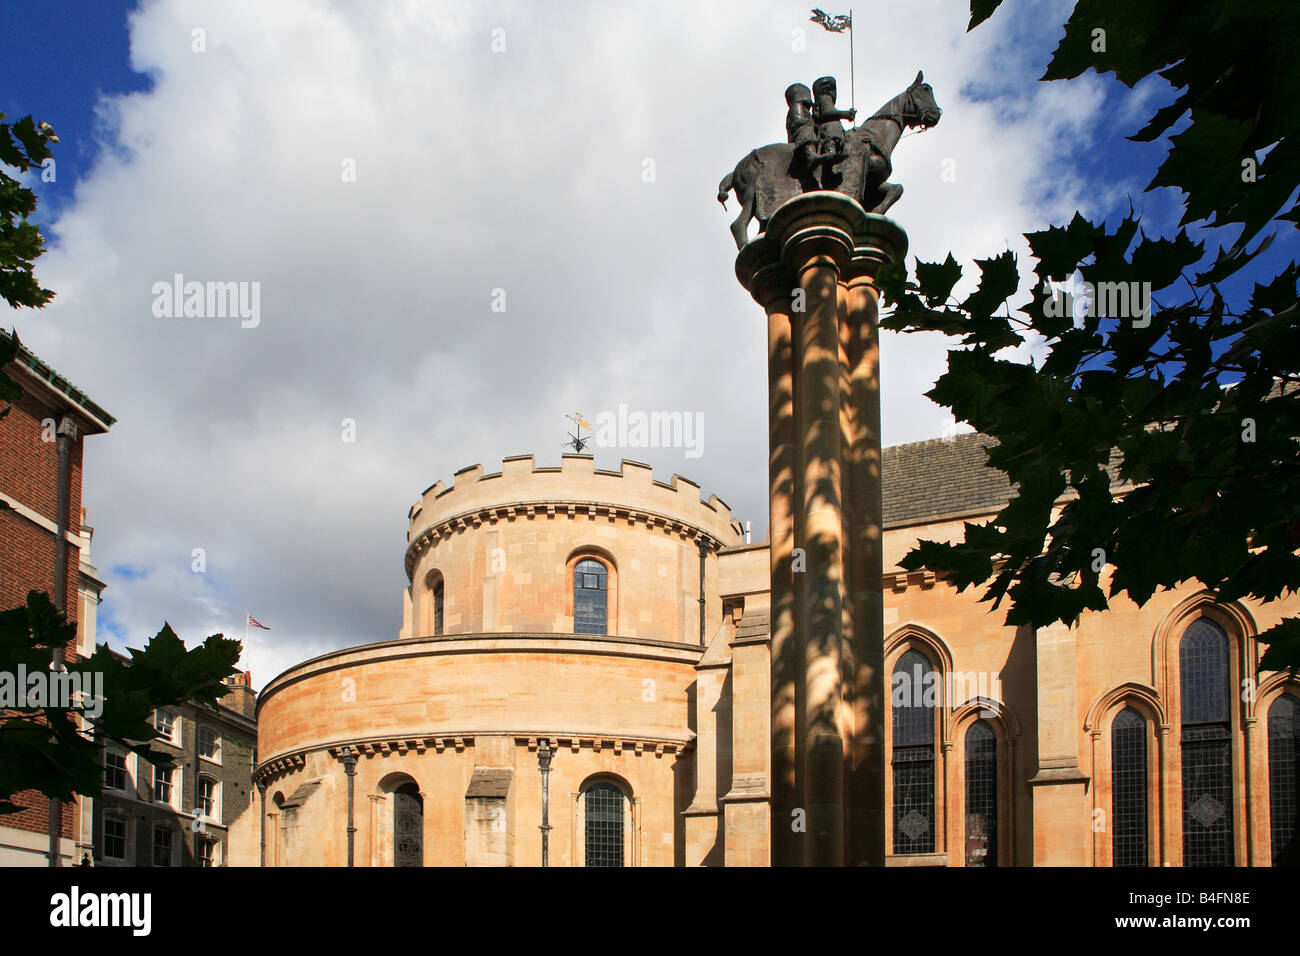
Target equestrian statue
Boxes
[718,71,942,249]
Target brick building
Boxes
[94,666,257,867]
[0,331,115,865]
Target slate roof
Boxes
[882,432,1010,527]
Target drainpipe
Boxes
[698,540,709,645]
[338,747,358,866]
[257,779,267,866]
[49,412,77,867]
[538,739,553,867]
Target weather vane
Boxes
[564,412,592,453]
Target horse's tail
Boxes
[717,171,733,207]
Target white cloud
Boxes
[7,0,1112,683]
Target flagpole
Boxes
[849,10,855,111]
[244,611,248,646]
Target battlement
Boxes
[406,455,743,571]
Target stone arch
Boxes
[375,772,424,867]
[1151,592,1256,866]
[421,568,445,636]
[1083,683,1165,867]
[1152,590,1257,721]
[566,547,618,635]
[574,772,635,867]
[884,624,952,859]
[950,699,1019,867]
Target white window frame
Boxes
[152,826,178,868]
[102,813,131,864]
[197,835,221,867]
[103,746,132,794]
[151,763,180,810]
[154,709,180,745]
[196,776,221,826]
[198,726,221,764]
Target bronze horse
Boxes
[718,72,942,249]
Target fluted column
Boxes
[738,193,904,866]
[842,221,903,865]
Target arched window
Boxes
[964,720,997,867]
[891,649,936,854]
[1180,619,1233,866]
[393,782,423,867]
[1268,694,1299,866]
[1111,706,1148,867]
[433,578,444,636]
[584,782,625,866]
[573,558,608,635]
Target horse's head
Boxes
[907,71,942,129]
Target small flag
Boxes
[810,8,852,32]
[248,615,270,630]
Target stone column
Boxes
[841,225,900,866]
[736,193,905,866]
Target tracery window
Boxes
[1111,706,1148,867]
[964,720,997,867]
[573,558,608,635]
[891,649,935,854]
[584,782,624,867]
[1268,694,1299,866]
[1180,619,1234,866]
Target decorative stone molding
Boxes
[406,498,732,579]
[514,734,690,758]
[405,454,743,579]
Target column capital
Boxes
[736,192,907,302]
[847,215,908,284]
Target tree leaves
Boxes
[904,0,1300,673]
[0,591,242,813]
[0,113,57,311]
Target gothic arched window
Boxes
[1180,619,1234,866]
[584,782,624,867]
[573,558,608,635]
[1268,694,1299,866]
[891,649,936,854]
[1111,706,1148,867]
[964,720,997,866]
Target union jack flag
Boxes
[248,615,270,630]
[810,8,852,33]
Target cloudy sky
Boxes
[2,0,1198,684]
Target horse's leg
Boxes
[731,184,756,249]
[872,182,903,214]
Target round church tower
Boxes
[252,454,743,867]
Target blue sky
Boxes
[1,0,1293,683]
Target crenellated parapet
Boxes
[405,454,743,581]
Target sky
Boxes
[2,0,1287,687]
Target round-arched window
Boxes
[573,558,608,635]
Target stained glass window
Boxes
[1111,706,1147,867]
[1180,619,1233,866]
[965,720,997,867]
[1268,694,1299,866]
[892,649,935,854]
